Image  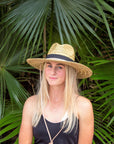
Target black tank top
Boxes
[33,115,79,144]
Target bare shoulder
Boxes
[19,95,37,144]
[22,95,37,115]
[76,96,93,118]
[24,95,37,106]
[76,96,94,143]
[77,95,92,108]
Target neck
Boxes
[49,85,65,103]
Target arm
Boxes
[19,96,35,144]
[77,96,94,144]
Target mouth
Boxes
[49,77,57,80]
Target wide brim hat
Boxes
[27,43,92,79]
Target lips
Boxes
[49,77,57,80]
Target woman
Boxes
[19,43,94,144]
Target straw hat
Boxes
[27,43,92,79]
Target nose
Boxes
[50,67,56,75]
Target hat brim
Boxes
[27,58,92,79]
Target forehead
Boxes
[46,61,65,66]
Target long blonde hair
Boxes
[32,64,79,133]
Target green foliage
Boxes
[0,111,21,143]
[0,0,114,143]
[81,60,114,143]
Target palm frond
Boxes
[94,0,114,48]
[1,0,50,61]
[0,111,21,143]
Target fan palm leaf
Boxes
[94,0,114,48]
[1,0,113,61]
[0,111,21,143]
[81,59,114,143]
[0,43,43,119]
[0,0,113,143]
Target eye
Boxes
[57,65,64,70]
[46,63,52,68]
[58,66,63,69]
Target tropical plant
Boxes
[0,0,114,143]
[80,59,114,144]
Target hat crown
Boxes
[48,43,75,61]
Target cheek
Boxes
[59,71,66,79]
[45,68,50,76]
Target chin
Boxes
[48,82,59,86]
[48,81,65,87]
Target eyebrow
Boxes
[57,63,65,66]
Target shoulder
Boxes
[76,96,94,143]
[24,95,37,108]
[24,95,37,105]
[22,95,37,116]
[76,96,93,119]
[19,96,37,143]
[77,96,92,108]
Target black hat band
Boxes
[46,54,74,62]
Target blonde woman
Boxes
[19,43,94,144]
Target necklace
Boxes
[43,115,64,144]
